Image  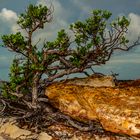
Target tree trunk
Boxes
[32,82,38,108]
[31,72,40,108]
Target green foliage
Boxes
[69,10,109,66]
[45,29,69,51]
[17,4,49,30]
[70,10,112,46]
[1,58,32,99]
[1,84,17,100]
[69,9,130,67]
[2,32,26,52]
[117,16,130,27]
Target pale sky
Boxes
[0,0,140,80]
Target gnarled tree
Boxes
[1,5,140,108]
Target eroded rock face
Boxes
[59,74,115,87]
[45,83,140,138]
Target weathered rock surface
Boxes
[59,74,115,87]
[45,79,140,139]
[0,117,52,140]
[48,123,135,140]
[0,119,135,140]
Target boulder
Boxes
[45,83,140,138]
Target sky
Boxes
[0,0,140,80]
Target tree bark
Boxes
[31,72,40,108]
[32,83,38,108]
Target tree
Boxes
[1,5,140,108]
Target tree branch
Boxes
[46,68,84,82]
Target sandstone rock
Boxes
[0,122,31,139]
[117,79,140,87]
[59,75,115,87]
[46,83,140,138]
[0,117,136,140]
[48,123,135,140]
[0,117,38,140]
[38,132,52,140]
[0,136,5,140]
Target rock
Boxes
[0,117,136,140]
[0,122,31,139]
[59,75,115,87]
[38,132,52,140]
[45,83,140,138]
[0,136,5,140]
[0,117,37,139]
[0,122,53,140]
[48,123,135,140]
[46,84,97,122]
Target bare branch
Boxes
[46,68,84,82]
[59,56,73,68]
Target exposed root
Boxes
[0,99,6,114]
[0,96,103,133]
[0,96,135,140]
